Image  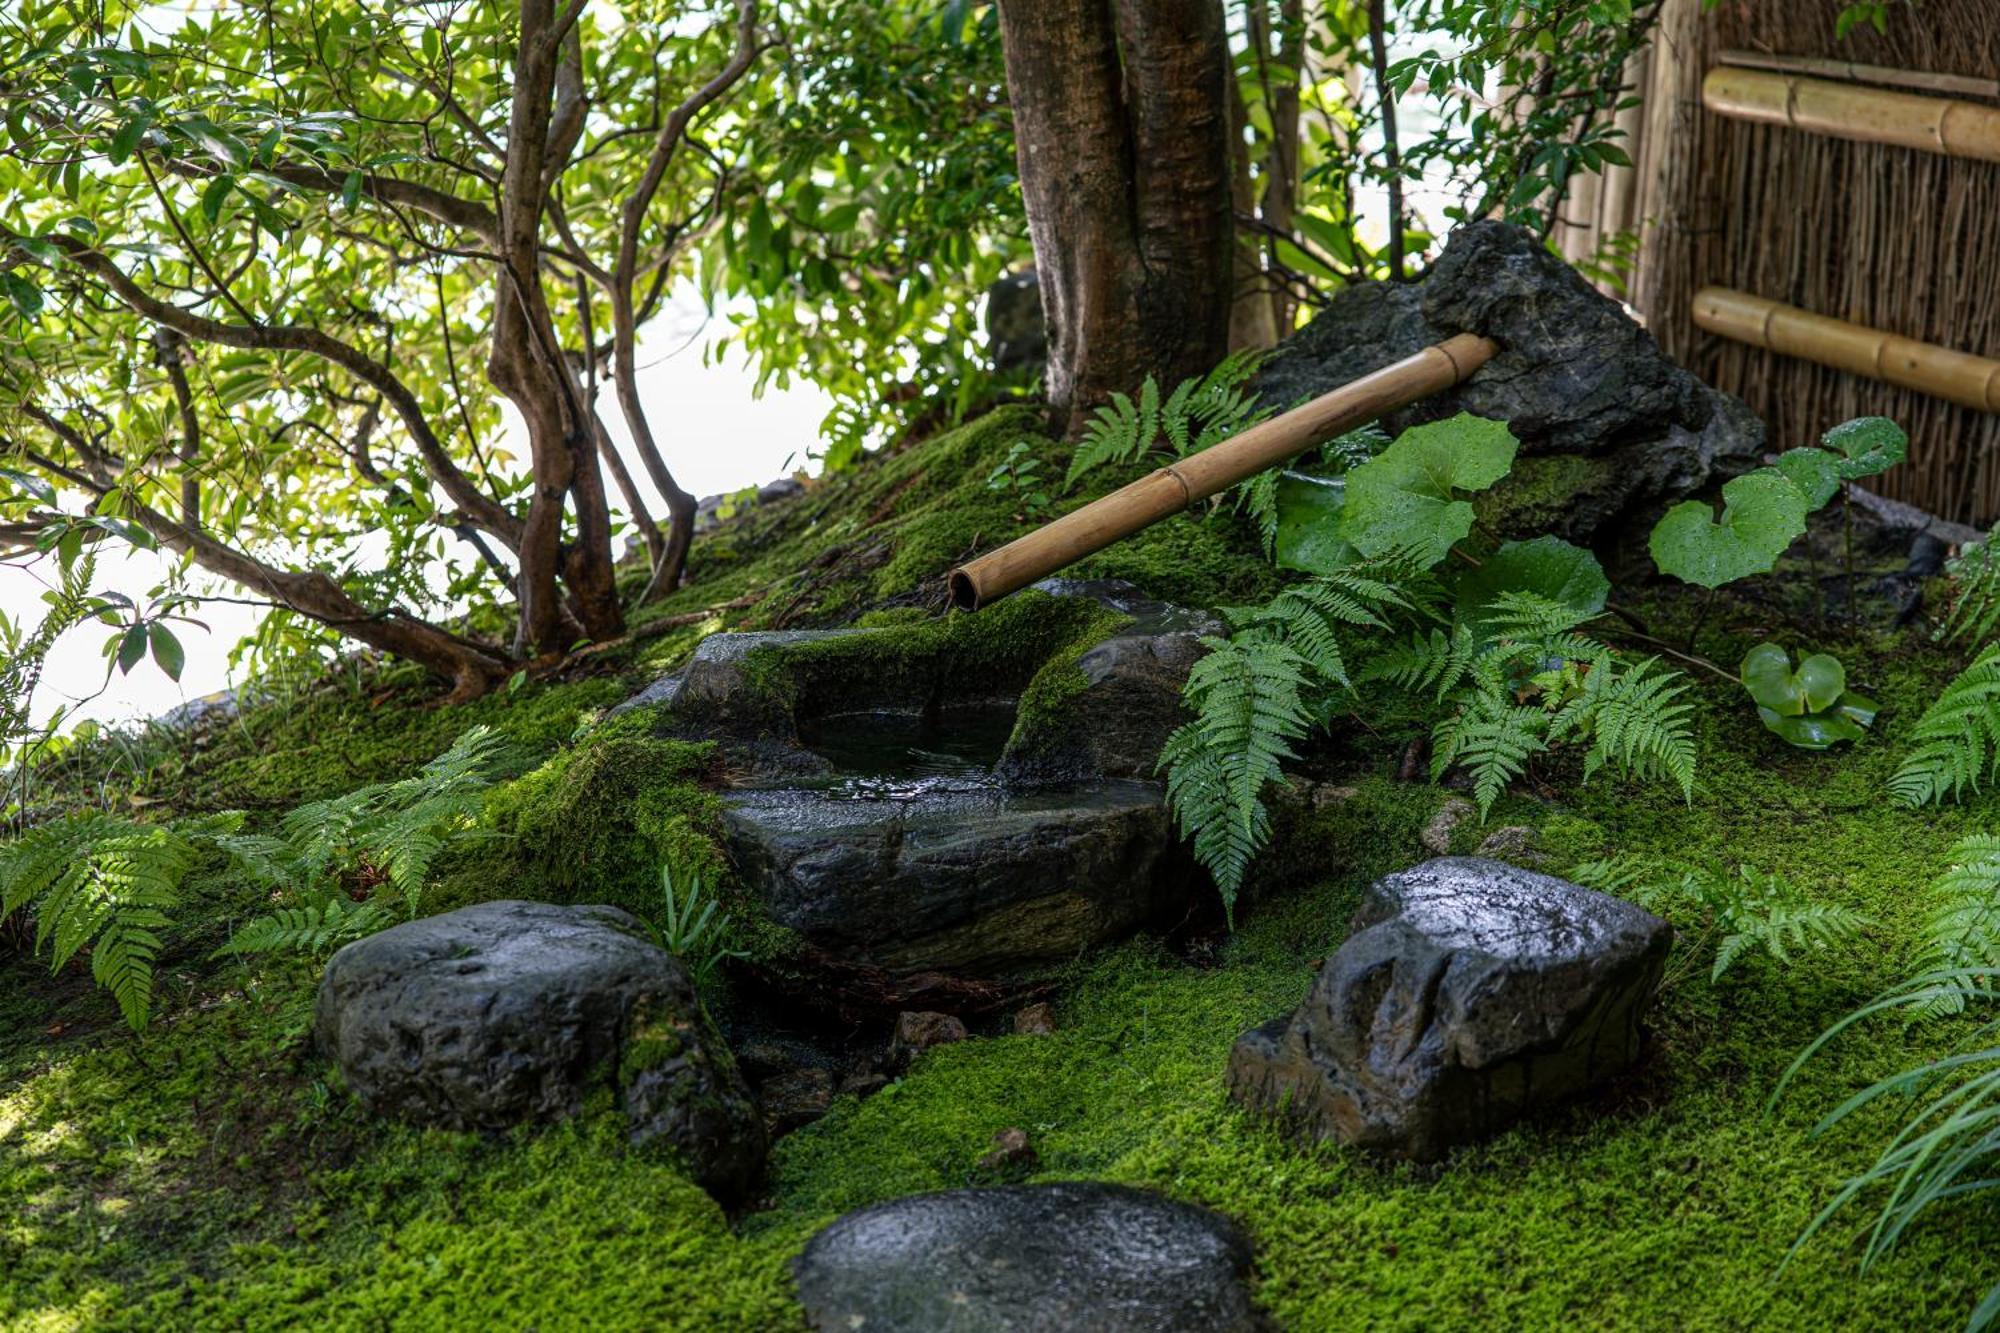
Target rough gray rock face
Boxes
[792,1183,1263,1333]
[998,578,1222,783]
[315,900,765,1199]
[723,779,1185,986]
[1229,857,1671,1161]
[1253,221,1764,548]
[608,628,872,728]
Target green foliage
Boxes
[1888,642,2000,806]
[1064,351,1269,489]
[1739,643,1878,750]
[0,812,195,1028]
[1777,964,2000,1333]
[1821,416,1908,480]
[1649,470,1811,590]
[648,863,748,991]
[1938,537,2000,647]
[1338,414,1518,567]
[1163,410,1697,911]
[1572,857,1870,987]
[1902,835,2000,1017]
[210,893,393,961]
[984,441,1051,521]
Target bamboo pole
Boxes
[948,332,1498,610]
[1716,49,2000,102]
[1693,286,2000,413]
[1702,66,2000,163]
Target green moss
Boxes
[473,728,724,922]
[1476,452,1621,538]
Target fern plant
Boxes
[1159,411,1702,921]
[1064,349,1268,489]
[0,812,197,1028]
[1898,835,2000,1016]
[1889,641,2000,806]
[211,893,395,961]
[1570,857,1870,988]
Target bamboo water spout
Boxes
[1693,287,2000,413]
[948,332,1499,611]
[1701,66,2000,163]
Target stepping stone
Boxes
[793,1182,1262,1332]
[315,900,765,1199]
[1229,856,1671,1161]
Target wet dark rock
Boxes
[978,1127,1039,1172]
[1228,857,1670,1161]
[987,268,1047,377]
[1012,1001,1058,1036]
[889,1010,969,1065]
[315,900,765,1199]
[792,1183,1263,1333]
[1419,796,1475,856]
[1253,221,1764,551]
[998,578,1222,783]
[1476,824,1547,867]
[608,628,873,730]
[760,1067,836,1133]
[724,779,1186,982]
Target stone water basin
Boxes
[723,704,1186,983]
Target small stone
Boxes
[1420,796,1475,855]
[977,1127,1038,1171]
[838,1069,889,1099]
[1228,857,1670,1161]
[793,1183,1261,1333]
[1312,783,1361,809]
[1012,1002,1058,1036]
[760,1067,835,1133]
[1475,824,1546,867]
[890,1011,967,1065]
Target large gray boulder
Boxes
[315,900,765,1199]
[792,1183,1263,1332]
[1229,857,1671,1161]
[1254,221,1764,551]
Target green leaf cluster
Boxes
[1738,642,1878,750]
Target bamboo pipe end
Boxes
[947,568,982,612]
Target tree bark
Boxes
[996,0,1234,436]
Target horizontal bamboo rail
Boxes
[1693,286,2000,412]
[949,332,1499,610]
[1702,66,2000,162]
[1716,49,2000,102]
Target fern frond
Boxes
[214,893,393,960]
[0,813,194,1028]
[1252,570,1406,687]
[1485,589,1595,642]
[1907,835,2000,1015]
[1889,642,2000,806]
[1551,654,1697,800]
[1065,389,1151,488]
[1365,625,1477,701]
[1160,636,1313,919]
[1431,691,1547,817]
[1940,538,2000,646]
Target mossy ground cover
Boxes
[4,413,1996,1330]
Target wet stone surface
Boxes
[1229,857,1671,1161]
[792,1183,1264,1333]
[315,900,765,1200]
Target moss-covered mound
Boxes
[5,406,1998,1330]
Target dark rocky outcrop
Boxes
[1254,221,1765,555]
[792,1183,1263,1333]
[1229,857,1671,1161]
[315,900,765,1199]
[986,268,1047,378]
[997,579,1221,784]
[724,778,1186,986]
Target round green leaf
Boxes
[1273,471,1358,575]
[1340,413,1519,568]
[1773,447,1841,510]
[1821,416,1907,480]
[1453,535,1609,631]
[1756,706,1867,750]
[1648,468,1808,589]
[1795,652,1846,713]
[1740,642,1803,715]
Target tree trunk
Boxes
[996,0,1235,435]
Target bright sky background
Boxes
[1,282,832,730]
